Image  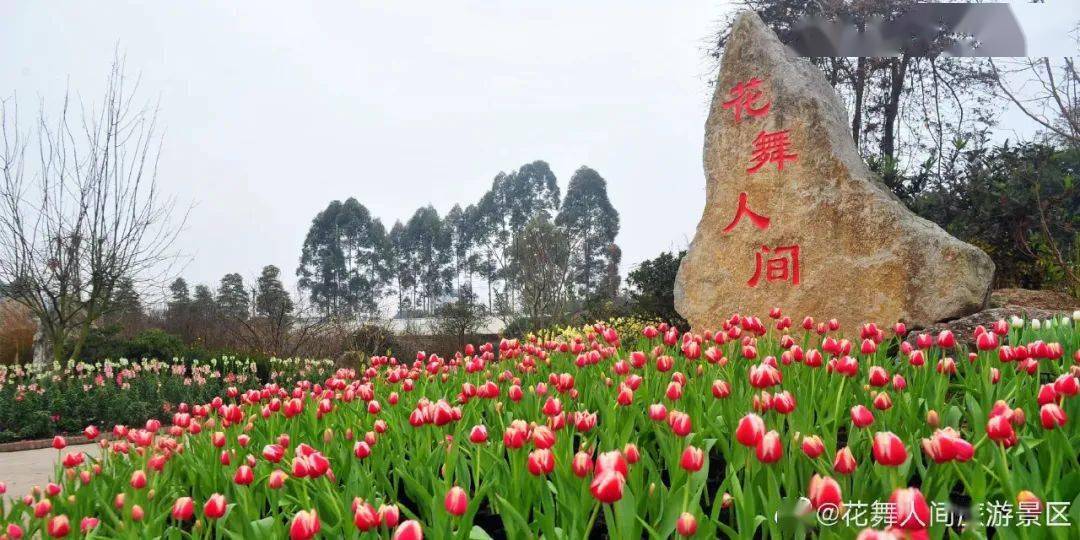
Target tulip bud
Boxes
[444,486,468,516]
[204,493,227,519]
[676,512,698,536]
[926,410,940,428]
[289,510,320,540]
[172,496,195,521]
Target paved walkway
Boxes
[0,443,99,499]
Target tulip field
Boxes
[1,313,1079,539]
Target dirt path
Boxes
[0,443,99,500]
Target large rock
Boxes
[674,11,994,332]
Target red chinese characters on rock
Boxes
[747,245,800,287]
[722,192,771,233]
[721,76,803,287]
[747,130,797,173]
[722,78,771,123]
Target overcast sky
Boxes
[1,1,1074,303]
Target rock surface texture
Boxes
[674,11,994,331]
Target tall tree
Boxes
[166,278,191,317]
[473,161,561,310]
[556,166,621,300]
[0,56,184,364]
[216,273,250,320]
[191,284,217,342]
[403,206,452,314]
[509,215,574,329]
[255,265,293,318]
[165,278,192,339]
[106,277,143,323]
[389,220,418,316]
[445,204,472,293]
[297,198,389,317]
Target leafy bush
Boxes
[626,250,688,328]
[911,143,1079,296]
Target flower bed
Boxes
[0,358,335,443]
[1,314,1078,539]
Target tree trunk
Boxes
[851,57,867,147]
[880,57,910,162]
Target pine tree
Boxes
[255,266,293,318]
[217,273,250,320]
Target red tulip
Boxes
[735,413,765,447]
[354,499,379,531]
[976,331,998,350]
[892,374,907,390]
[1054,374,1079,396]
[868,366,889,387]
[594,450,628,476]
[204,493,227,519]
[748,363,782,388]
[34,499,53,518]
[850,405,874,428]
[680,445,705,472]
[83,425,100,440]
[833,447,857,475]
[872,432,907,466]
[393,520,424,540]
[589,469,626,503]
[263,444,285,463]
[676,512,698,536]
[648,403,668,421]
[445,486,468,516]
[532,426,556,449]
[6,524,23,539]
[51,436,66,451]
[130,469,147,489]
[354,440,372,459]
[1040,403,1067,429]
[773,391,796,414]
[665,381,683,401]
[380,504,401,528]
[172,497,195,521]
[669,411,692,437]
[1038,383,1058,405]
[801,435,825,459]
[937,330,956,349]
[527,449,555,475]
[872,392,892,411]
[807,474,842,509]
[234,465,254,485]
[711,379,731,399]
[79,517,99,534]
[290,510,321,540]
[46,515,70,538]
[756,430,783,463]
[61,452,85,468]
[889,487,930,530]
[986,414,1016,446]
[269,469,288,489]
[572,451,594,478]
